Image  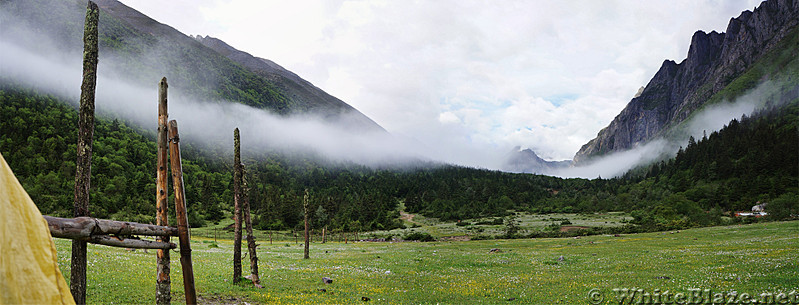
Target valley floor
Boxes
[53,221,798,304]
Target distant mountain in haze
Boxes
[502,147,571,175]
[574,0,799,163]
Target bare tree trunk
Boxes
[232,128,243,283]
[155,77,171,305]
[241,169,261,287]
[71,2,99,303]
[303,189,310,259]
[168,120,197,305]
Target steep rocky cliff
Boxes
[574,0,799,163]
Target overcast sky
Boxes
[118,0,761,162]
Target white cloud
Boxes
[438,112,461,125]
[116,0,763,167]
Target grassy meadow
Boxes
[188,212,634,243]
[54,221,798,304]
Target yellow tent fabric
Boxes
[0,152,75,305]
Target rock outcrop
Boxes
[574,0,799,163]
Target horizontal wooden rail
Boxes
[82,234,175,249]
[44,216,178,249]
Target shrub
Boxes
[403,232,435,242]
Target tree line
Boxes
[2,84,797,234]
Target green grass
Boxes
[372,212,632,239]
[188,212,632,243]
[54,221,798,304]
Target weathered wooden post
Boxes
[242,165,261,287]
[71,2,99,303]
[168,120,197,305]
[322,227,326,244]
[303,189,310,259]
[155,77,171,304]
[232,128,243,283]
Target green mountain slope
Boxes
[1,0,383,131]
[194,35,385,132]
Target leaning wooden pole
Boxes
[303,189,310,259]
[168,120,197,305]
[71,2,99,303]
[155,77,171,305]
[242,167,262,287]
[232,128,243,283]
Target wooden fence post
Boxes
[303,190,310,259]
[232,128,243,283]
[155,77,171,304]
[168,120,197,305]
[71,2,99,303]
[242,166,261,287]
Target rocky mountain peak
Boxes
[573,0,798,164]
[502,147,571,174]
[686,30,725,68]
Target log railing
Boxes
[44,216,178,249]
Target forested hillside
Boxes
[2,82,796,234]
[620,102,799,229]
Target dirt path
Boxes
[400,211,418,225]
[560,225,590,232]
